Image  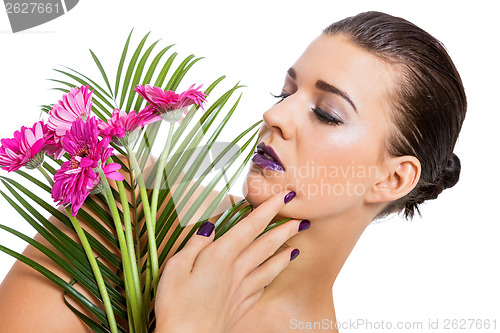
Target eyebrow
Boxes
[287,67,358,113]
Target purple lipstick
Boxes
[251,142,286,172]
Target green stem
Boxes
[37,165,53,186]
[150,122,175,229]
[96,167,144,333]
[116,180,147,332]
[126,145,160,313]
[124,273,135,333]
[143,257,152,321]
[129,167,141,278]
[64,207,118,333]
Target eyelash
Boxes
[271,92,343,126]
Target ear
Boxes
[365,156,421,204]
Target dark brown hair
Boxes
[323,11,467,219]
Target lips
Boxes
[251,142,286,171]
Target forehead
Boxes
[292,34,397,115]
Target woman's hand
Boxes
[154,190,309,333]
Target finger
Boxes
[221,190,296,254]
[240,246,299,300]
[229,289,264,330]
[236,219,307,278]
[172,220,215,272]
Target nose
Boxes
[261,99,295,141]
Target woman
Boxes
[154,11,466,333]
[0,11,466,333]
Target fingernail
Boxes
[196,221,214,237]
[290,248,300,261]
[284,191,296,204]
[298,220,310,232]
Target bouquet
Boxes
[0,30,262,333]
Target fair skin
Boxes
[0,33,421,332]
[155,34,421,333]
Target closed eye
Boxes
[271,92,291,103]
[271,92,343,126]
[312,107,342,125]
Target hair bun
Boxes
[409,153,461,207]
[439,153,461,190]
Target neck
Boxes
[256,206,375,323]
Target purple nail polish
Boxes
[284,191,296,204]
[196,221,214,237]
[298,220,310,232]
[290,248,300,261]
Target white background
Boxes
[0,1,499,332]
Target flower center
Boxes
[70,147,90,169]
[76,147,89,158]
[70,158,80,169]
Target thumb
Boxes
[176,220,215,270]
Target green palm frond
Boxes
[0,29,259,333]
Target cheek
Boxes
[291,127,383,216]
[241,122,385,219]
[242,168,266,207]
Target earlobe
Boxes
[365,156,421,204]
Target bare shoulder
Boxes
[0,214,102,332]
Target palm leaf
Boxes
[132,44,175,113]
[119,32,151,110]
[1,29,261,332]
[89,49,114,99]
[64,293,113,333]
[114,29,134,99]
[60,65,114,103]
[124,39,159,112]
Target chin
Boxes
[241,166,278,206]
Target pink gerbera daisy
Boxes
[133,85,180,112]
[47,85,94,144]
[134,84,207,123]
[176,84,207,110]
[0,121,47,172]
[42,125,65,160]
[98,108,161,146]
[52,117,124,216]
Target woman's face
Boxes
[243,34,398,221]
